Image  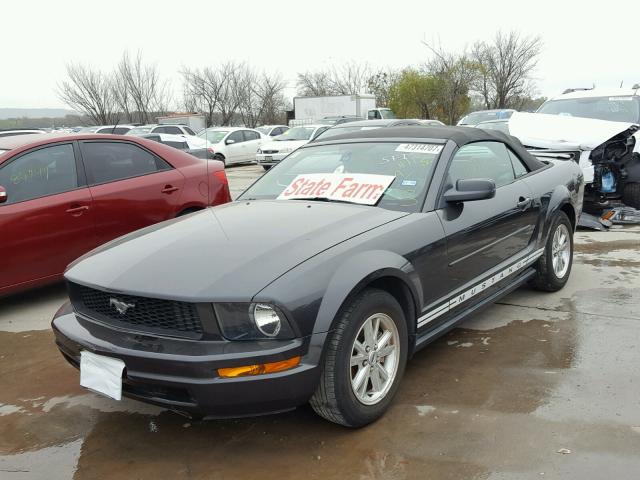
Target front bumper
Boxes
[52,309,324,419]
[256,152,288,166]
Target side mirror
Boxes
[444,178,495,203]
[0,186,7,204]
[225,139,235,145]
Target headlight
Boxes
[214,303,295,340]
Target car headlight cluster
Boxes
[213,303,295,340]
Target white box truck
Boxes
[156,113,206,133]
[292,95,394,125]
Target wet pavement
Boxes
[1,166,639,479]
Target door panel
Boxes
[0,142,96,291]
[438,180,537,288]
[438,141,540,296]
[79,141,185,245]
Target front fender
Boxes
[312,249,421,335]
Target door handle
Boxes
[517,197,532,210]
[66,205,89,215]
[161,185,180,194]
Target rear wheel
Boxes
[213,153,225,166]
[262,165,271,171]
[310,288,408,427]
[622,182,640,209]
[530,211,573,292]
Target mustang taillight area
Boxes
[217,356,301,378]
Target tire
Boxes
[262,165,271,171]
[213,153,225,166]
[622,182,640,209]
[310,288,408,427]
[530,211,573,292]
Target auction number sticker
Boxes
[278,173,395,205]
[395,143,443,154]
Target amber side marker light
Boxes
[218,356,301,378]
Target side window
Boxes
[446,141,516,189]
[314,127,329,139]
[166,141,188,150]
[243,130,260,141]
[80,142,169,185]
[183,126,196,136]
[227,131,244,144]
[164,126,182,135]
[0,144,78,204]
[153,126,167,134]
[507,148,529,178]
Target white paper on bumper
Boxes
[80,351,125,401]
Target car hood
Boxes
[262,139,308,151]
[65,200,408,302]
[509,112,638,151]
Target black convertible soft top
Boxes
[316,125,546,171]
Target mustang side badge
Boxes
[109,298,135,315]
[278,173,395,205]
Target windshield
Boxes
[78,126,99,133]
[379,109,396,119]
[276,126,316,141]
[460,111,503,125]
[255,127,271,135]
[314,126,380,141]
[537,96,640,123]
[479,121,510,134]
[127,126,153,135]
[198,130,229,143]
[239,141,442,212]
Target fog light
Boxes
[217,356,301,378]
[253,304,281,337]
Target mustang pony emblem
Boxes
[109,298,135,315]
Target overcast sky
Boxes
[1,0,637,109]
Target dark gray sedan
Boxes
[52,127,584,427]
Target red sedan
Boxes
[0,133,231,296]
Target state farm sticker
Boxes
[278,173,395,205]
[395,143,443,154]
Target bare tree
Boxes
[367,68,400,107]
[115,51,171,124]
[471,31,542,109]
[296,61,372,96]
[296,70,335,96]
[57,63,117,125]
[423,41,477,124]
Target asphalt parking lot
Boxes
[1,164,639,479]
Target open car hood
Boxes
[509,112,638,151]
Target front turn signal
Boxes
[217,356,301,378]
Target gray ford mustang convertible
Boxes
[53,126,584,427]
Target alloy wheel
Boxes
[350,313,400,405]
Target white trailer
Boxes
[156,114,206,133]
[292,95,394,125]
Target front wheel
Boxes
[530,211,573,292]
[213,153,225,166]
[310,288,408,427]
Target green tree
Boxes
[388,69,441,120]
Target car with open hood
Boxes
[510,112,639,209]
[52,126,583,427]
